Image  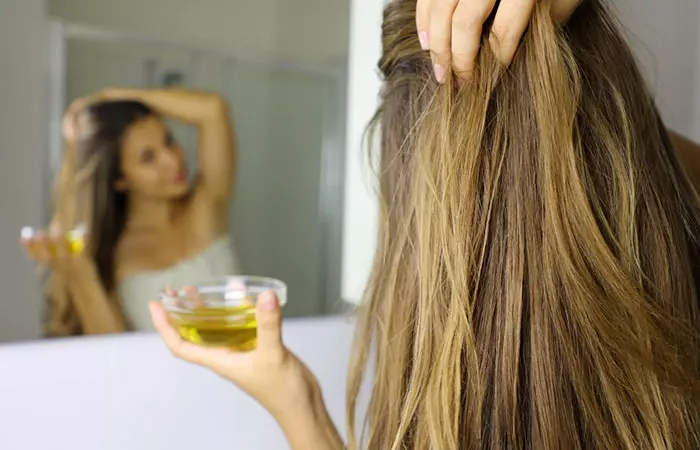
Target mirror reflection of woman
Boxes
[22,88,240,336]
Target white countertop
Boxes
[0,316,360,450]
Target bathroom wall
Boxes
[341,0,382,304]
[0,0,48,342]
[612,0,700,140]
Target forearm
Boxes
[102,88,226,125]
[277,390,345,450]
[64,263,126,335]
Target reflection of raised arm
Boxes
[101,88,236,206]
[670,131,700,191]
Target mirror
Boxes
[1,0,350,342]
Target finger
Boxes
[51,235,68,262]
[62,116,76,143]
[67,97,87,117]
[255,291,284,354]
[451,0,497,80]
[489,0,535,66]
[20,227,37,261]
[149,301,219,366]
[33,234,52,265]
[416,0,431,50]
[164,286,182,308]
[182,285,205,308]
[47,225,65,263]
[20,239,37,262]
[429,0,460,83]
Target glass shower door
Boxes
[219,61,335,317]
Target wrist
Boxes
[275,384,342,450]
[61,254,98,280]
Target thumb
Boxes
[255,290,283,352]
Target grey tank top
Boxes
[117,236,241,331]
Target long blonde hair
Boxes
[45,100,154,336]
[347,0,700,448]
[44,135,83,336]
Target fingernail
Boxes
[21,227,34,240]
[418,31,429,50]
[259,291,277,311]
[183,285,198,299]
[434,63,446,83]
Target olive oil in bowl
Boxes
[160,276,287,351]
[168,305,258,351]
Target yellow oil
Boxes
[168,305,257,351]
[44,232,85,256]
[66,230,86,254]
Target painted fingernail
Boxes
[418,31,429,50]
[434,63,446,83]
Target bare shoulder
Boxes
[670,130,700,155]
[669,130,700,188]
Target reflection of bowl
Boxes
[21,224,88,255]
[159,276,287,351]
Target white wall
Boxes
[341,0,383,304]
[612,0,700,141]
[0,317,364,450]
[0,0,48,342]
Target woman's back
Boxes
[347,1,700,448]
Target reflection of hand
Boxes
[416,0,583,82]
[61,94,102,144]
[150,293,341,448]
[20,227,93,277]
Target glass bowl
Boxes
[159,276,287,351]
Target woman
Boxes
[23,88,240,336]
[151,0,700,449]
